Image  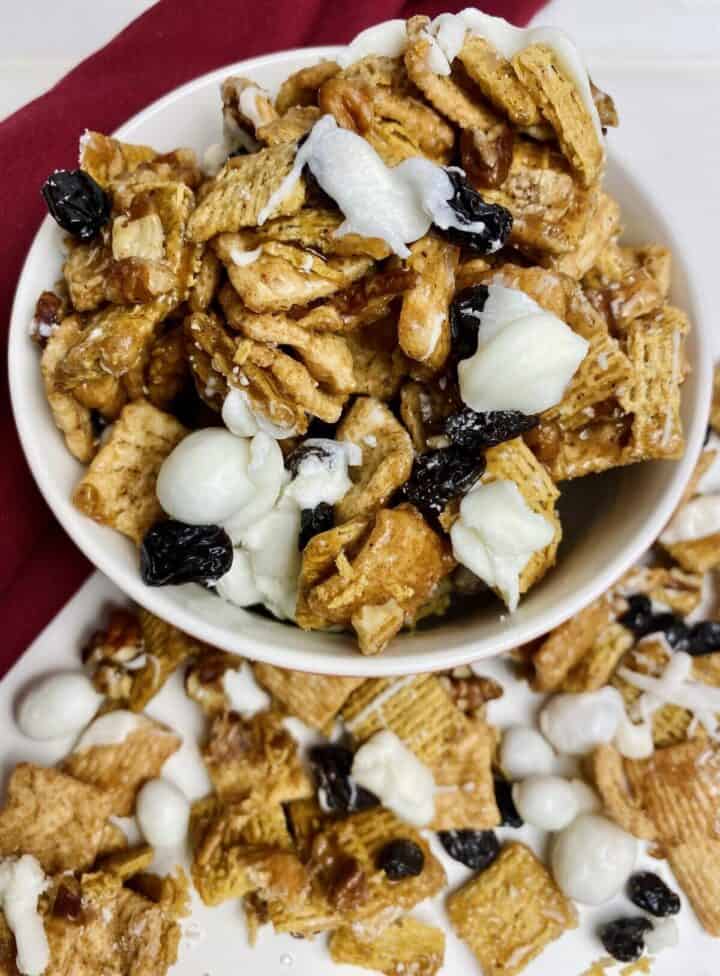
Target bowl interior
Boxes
[8,47,711,676]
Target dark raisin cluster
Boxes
[140,520,233,586]
[41,169,111,240]
[444,408,538,451]
[438,829,500,871]
[376,838,425,880]
[599,917,652,962]
[627,872,681,917]
[437,169,513,254]
[619,594,720,655]
[299,503,334,550]
[400,447,486,520]
[449,285,489,361]
[308,745,378,815]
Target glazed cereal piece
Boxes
[591,744,658,841]
[63,713,181,816]
[284,797,332,860]
[345,315,410,401]
[583,239,668,332]
[548,193,621,279]
[482,438,561,596]
[299,507,454,654]
[80,130,202,189]
[40,315,95,463]
[128,611,207,711]
[44,868,186,975]
[456,34,541,127]
[255,208,390,261]
[185,650,246,715]
[329,916,445,976]
[63,233,114,311]
[0,764,113,873]
[512,43,605,187]
[296,516,372,628]
[188,249,222,312]
[187,144,307,241]
[215,232,373,313]
[275,60,341,114]
[252,663,364,733]
[201,709,312,804]
[72,400,187,543]
[221,75,277,140]
[477,264,570,318]
[97,843,155,880]
[190,796,305,906]
[145,325,190,409]
[431,717,500,830]
[267,807,446,937]
[335,397,414,524]
[663,533,720,574]
[447,842,578,976]
[621,304,689,462]
[480,139,598,257]
[405,17,502,134]
[398,236,460,370]
[257,105,322,146]
[318,266,419,333]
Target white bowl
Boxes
[8,47,711,677]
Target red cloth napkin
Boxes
[0,0,546,675]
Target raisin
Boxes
[308,745,378,815]
[648,613,690,650]
[306,417,338,440]
[376,839,425,880]
[687,620,720,656]
[140,521,233,586]
[627,872,681,917]
[444,408,538,450]
[299,503,334,550]
[618,598,690,648]
[494,776,523,828]
[436,169,513,254]
[286,442,334,478]
[400,447,485,520]
[599,917,651,963]
[449,285,489,361]
[438,829,500,871]
[618,594,653,636]
[41,169,111,240]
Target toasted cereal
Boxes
[63,713,181,816]
[257,104,322,146]
[431,716,500,830]
[252,663,364,732]
[185,649,246,715]
[662,534,720,574]
[559,622,634,693]
[296,515,372,629]
[549,193,621,280]
[40,315,96,463]
[97,843,155,880]
[590,744,659,842]
[188,248,222,312]
[63,234,114,311]
[344,315,410,400]
[447,842,578,976]
[398,236,459,370]
[80,130,201,189]
[0,764,113,873]
[275,60,340,114]
[72,399,187,543]
[284,797,332,861]
[667,839,720,936]
[457,34,541,127]
[222,76,277,137]
[255,208,390,260]
[329,916,445,976]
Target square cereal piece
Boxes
[201,709,312,804]
[344,315,410,402]
[398,235,459,371]
[329,916,445,976]
[483,438,561,595]
[80,130,201,189]
[0,764,113,873]
[559,622,633,693]
[431,716,500,830]
[126,610,208,711]
[512,43,604,188]
[72,399,187,543]
[447,842,578,976]
[41,315,95,463]
[188,144,306,241]
[662,533,720,574]
[668,839,720,936]
[185,650,246,716]
[456,34,540,127]
[267,807,446,937]
[342,673,467,765]
[62,712,181,816]
[284,797,332,861]
[251,663,364,733]
[548,193,621,279]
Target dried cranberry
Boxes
[444,408,538,450]
[494,776,523,828]
[687,620,720,656]
[438,829,500,871]
[299,503,334,550]
[376,839,425,880]
[400,447,485,520]
[140,520,233,586]
[437,169,513,254]
[627,872,681,917]
[450,285,489,362]
[286,443,334,478]
[41,169,111,240]
[309,745,378,815]
[599,917,651,962]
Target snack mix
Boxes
[4,385,720,973]
[32,12,692,656]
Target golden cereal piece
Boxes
[284,797,332,862]
[105,256,179,305]
[512,43,604,187]
[405,17,501,133]
[447,842,578,976]
[0,764,113,873]
[301,507,454,654]
[97,844,155,880]
[342,673,467,766]
[352,600,407,657]
[589,744,657,842]
[296,516,372,628]
[252,663,363,733]
[63,234,113,311]
[72,399,187,543]
[256,208,390,260]
[145,325,190,409]
[222,75,277,137]
[63,714,181,816]
[399,379,460,452]
[126,610,207,711]
[457,34,541,127]
[201,709,312,804]
[257,104,322,146]
[664,534,720,574]
[345,315,410,400]
[275,60,341,113]
[549,193,621,279]
[40,315,95,463]
[188,144,307,241]
[621,304,688,461]
[478,264,570,318]
[267,807,446,937]
[431,716,500,830]
[668,840,720,936]
[329,916,446,976]
[335,397,414,523]
[483,438,561,595]
[185,650,245,716]
[559,622,633,693]
[398,236,459,370]
[80,130,201,189]
[188,249,222,312]
[583,239,667,332]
